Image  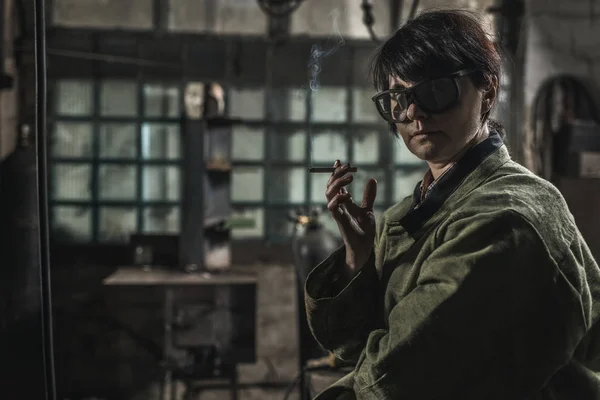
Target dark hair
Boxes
[369,8,504,135]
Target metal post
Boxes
[180,83,206,272]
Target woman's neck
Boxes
[428,124,490,180]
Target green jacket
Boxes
[305,133,600,400]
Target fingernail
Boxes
[333,160,340,167]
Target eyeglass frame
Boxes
[371,68,481,123]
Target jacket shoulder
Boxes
[456,161,577,259]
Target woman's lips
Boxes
[412,130,442,137]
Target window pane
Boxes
[311,130,348,163]
[143,206,180,233]
[99,165,137,200]
[52,122,93,157]
[99,207,137,242]
[232,126,264,161]
[353,131,380,164]
[52,206,92,242]
[228,88,264,120]
[55,80,93,116]
[144,84,180,118]
[141,123,180,159]
[394,168,427,201]
[230,207,264,239]
[270,130,306,162]
[352,88,380,122]
[394,139,426,165]
[310,173,329,203]
[142,166,180,201]
[52,163,92,200]
[100,80,137,117]
[268,167,306,203]
[231,167,264,202]
[312,87,347,122]
[270,88,306,121]
[350,168,386,205]
[99,123,137,159]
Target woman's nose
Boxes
[406,102,428,121]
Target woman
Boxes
[304,9,600,400]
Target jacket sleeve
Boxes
[304,214,387,363]
[352,210,588,400]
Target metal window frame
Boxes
[46,27,429,243]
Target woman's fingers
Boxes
[327,161,353,188]
[327,192,352,218]
[325,172,354,201]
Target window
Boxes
[47,39,436,244]
[49,79,182,243]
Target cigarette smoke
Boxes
[308,8,345,92]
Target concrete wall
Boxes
[524,0,600,262]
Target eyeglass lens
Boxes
[376,77,459,122]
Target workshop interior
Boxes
[2,0,600,399]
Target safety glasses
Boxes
[371,69,480,123]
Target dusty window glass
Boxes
[228,88,265,120]
[144,84,180,118]
[353,131,380,164]
[98,165,137,200]
[53,206,93,242]
[53,0,153,29]
[55,80,93,116]
[230,207,265,239]
[52,163,92,200]
[310,173,329,204]
[232,126,264,161]
[52,122,93,158]
[310,130,348,163]
[99,207,137,242]
[353,88,380,122]
[231,167,264,202]
[143,206,180,233]
[99,124,137,159]
[394,168,427,201]
[142,166,181,201]
[312,87,347,122]
[100,80,138,117]
[270,130,306,162]
[270,88,306,122]
[269,167,306,203]
[141,124,181,160]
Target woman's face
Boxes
[390,74,492,166]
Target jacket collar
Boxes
[398,131,509,237]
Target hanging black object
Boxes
[34,0,57,397]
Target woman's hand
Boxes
[326,160,378,272]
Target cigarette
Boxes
[308,167,358,173]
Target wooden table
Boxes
[103,267,258,400]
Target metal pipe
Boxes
[33,0,56,397]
